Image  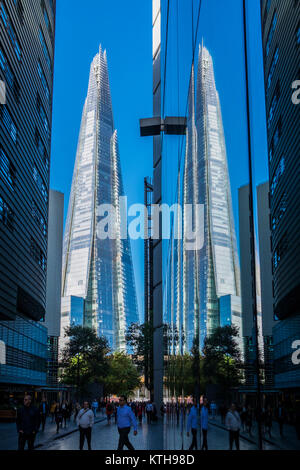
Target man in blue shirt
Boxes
[116,395,138,450]
[187,398,198,450]
[201,398,209,450]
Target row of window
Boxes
[0,105,18,143]
[272,232,288,271]
[271,192,287,231]
[270,156,285,196]
[36,93,50,143]
[35,127,49,172]
[31,199,47,237]
[267,81,280,129]
[37,60,50,103]
[39,27,52,72]
[266,11,277,57]
[13,0,24,25]
[33,164,48,204]
[0,146,16,190]
[267,46,279,90]
[0,46,20,102]
[269,116,282,162]
[41,0,53,46]
[0,1,22,61]
[0,194,14,231]
[30,236,46,271]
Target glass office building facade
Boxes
[62,46,138,351]
[181,46,241,351]
[0,317,47,387]
[261,0,300,391]
[0,0,56,322]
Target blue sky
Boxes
[50,0,268,320]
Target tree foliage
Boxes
[60,325,110,397]
[103,352,141,397]
[202,325,242,391]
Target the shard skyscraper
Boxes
[62,46,138,351]
[182,45,241,351]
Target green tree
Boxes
[104,352,141,398]
[60,325,110,399]
[203,325,242,400]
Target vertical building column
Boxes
[152,0,163,411]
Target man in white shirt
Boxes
[225,403,241,450]
[76,401,94,450]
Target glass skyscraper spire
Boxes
[182,45,241,351]
[62,45,138,351]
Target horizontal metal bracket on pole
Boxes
[139,116,187,137]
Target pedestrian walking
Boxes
[201,398,209,450]
[54,402,63,433]
[106,401,113,423]
[276,401,285,437]
[92,399,98,418]
[50,401,56,423]
[116,395,137,450]
[225,403,241,450]
[210,401,217,420]
[146,401,153,424]
[265,405,273,438]
[61,400,68,428]
[16,395,40,451]
[74,402,81,422]
[77,401,94,450]
[138,404,143,423]
[38,397,49,432]
[245,405,253,437]
[187,398,198,450]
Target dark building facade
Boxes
[0,0,56,396]
[261,0,300,392]
[0,0,55,322]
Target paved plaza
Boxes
[0,412,291,451]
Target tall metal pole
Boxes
[242,0,263,450]
[152,0,164,413]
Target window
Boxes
[37,61,50,103]
[267,81,280,129]
[41,0,53,45]
[273,233,288,271]
[0,147,16,190]
[272,192,287,231]
[48,0,54,16]
[33,165,48,203]
[0,47,20,102]
[0,195,14,230]
[31,199,47,236]
[271,156,285,196]
[267,47,279,90]
[0,105,18,143]
[30,237,46,271]
[35,128,49,172]
[14,0,24,24]
[269,116,282,162]
[297,24,300,45]
[39,27,51,72]
[266,11,277,57]
[0,2,22,61]
[36,94,50,142]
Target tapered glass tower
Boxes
[62,46,138,351]
[183,46,241,351]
